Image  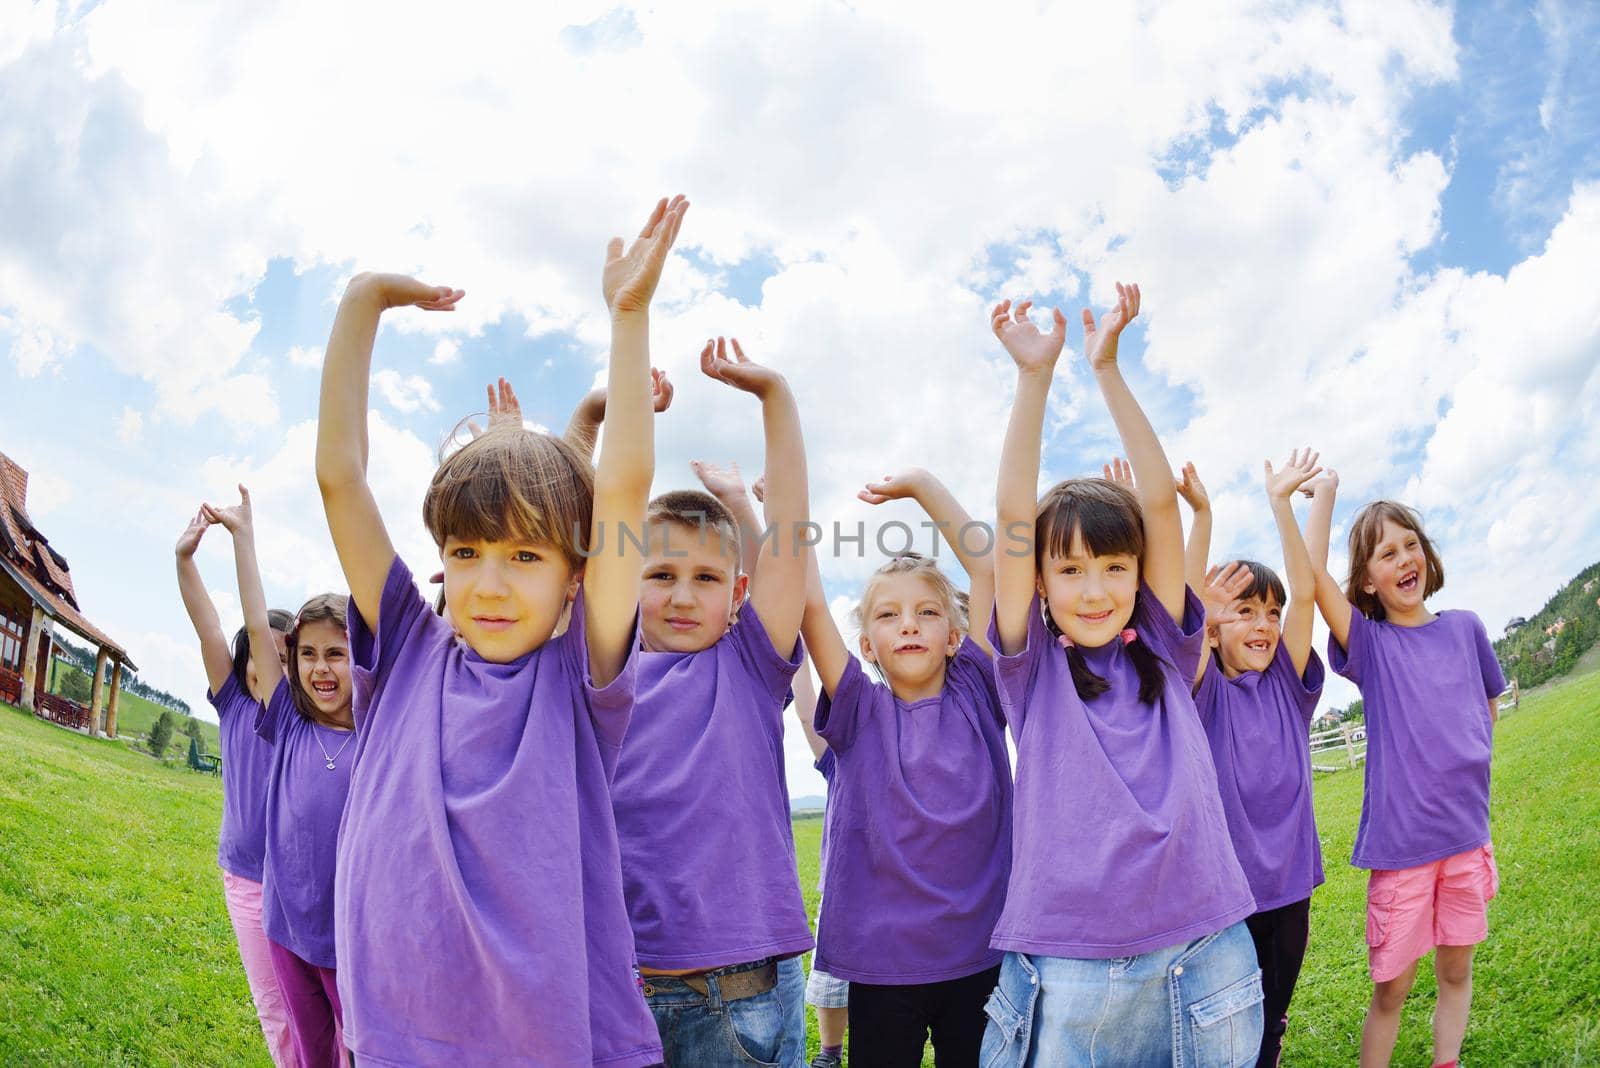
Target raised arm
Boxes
[564,368,673,464]
[692,460,763,581]
[1265,449,1323,675]
[202,486,283,704]
[701,337,807,658]
[1176,462,1212,599]
[860,468,995,656]
[1301,468,1351,651]
[992,299,1068,655]
[800,545,852,697]
[1083,283,1182,621]
[586,195,688,686]
[175,510,234,695]
[789,649,826,762]
[317,273,463,630]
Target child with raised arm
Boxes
[204,487,353,1068]
[607,336,814,1068]
[1187,452,1329,1067]
[174,509,299,1067]
[798,467,1011,1066]
[984,285,1261,1064]
[318,195,686,1068]
[1304,472,1505,1068]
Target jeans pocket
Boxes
[979,960,1036,1068]
[1187,970,1264,1068]
[721,993,782,1068]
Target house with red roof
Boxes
[0,449,135,736]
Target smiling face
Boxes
[293,619,352,724]
[1361,518,1430,619]
[1211,593,1283,677]
[858,571,962,701]
[639,521,747,653]
[442,535,580,661]
[1038,528,1141,649]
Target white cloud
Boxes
[371,369,441,414]
[117,406,144,443]
[286,344,323,368]
[428,338,460,365]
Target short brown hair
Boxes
[1345,500,1444,620]
[423,426,594,573]
[646,489,741,565]
[287,593,349,721]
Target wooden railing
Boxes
[36,693,90,731]
[1310,722,1367,772]
[0,666,23,706]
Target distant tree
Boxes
[148,710,175,757]
[59,666,92,704]
[183,716,204,754]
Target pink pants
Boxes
[222,870,301,1068]
[267,939,348,1068]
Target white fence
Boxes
[1311,689,1520,774]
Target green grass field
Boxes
[48,662,221,755]
[2,668,1597,1065]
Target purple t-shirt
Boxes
[813,639,1012,984]
[1195,644,1326,911]
[991,586,1256,958]
[611,606,813,971]
[1330,609,1506,870]
[256,678,352,968]
[814,747,835,894]
[335,556,660,1068]
[210,674,272,882]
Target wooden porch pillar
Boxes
[19,605,45,708]
[89,647,108,737]
[106,661,123,739]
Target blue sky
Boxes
[4,0,1599,799]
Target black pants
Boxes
[1245,897,1312,1068]
[847,963,1001,1067]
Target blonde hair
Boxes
[646,489,741,564]
[1345,500,1444,621]
[423,426,594,573]
[848,553,969,640]
[287,593,349,721]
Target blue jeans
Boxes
[644,956,807,1068]
[980,922,1263,1067]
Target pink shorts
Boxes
[1366,843,1498,982]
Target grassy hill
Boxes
[3,666,1598,1065]
[1496,560,1600,690]
[47,662,221,755]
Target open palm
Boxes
[992,299,1067,373]
[603,195,689,316]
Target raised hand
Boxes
[691,460,748,501]
[1300,466,1339,499]
[991,298,1067,373]
[751,475,767,504]
[1201,561,1254,626]
[1082,281,1141,373]
[701,336,783,399]
[201,485,255,536]
[349,272,464,313]
[858,469,930,505]
[649,367,675,413]
[175,508,214,559]
[468,377,524,438]
[1102,457,1135,489]
[1175,461,1208,511]
[1265,448,1323,501]
[603,195,689,317]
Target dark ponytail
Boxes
[1060,634,1169,705]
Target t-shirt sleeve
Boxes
[1266,641,1326,725]
[348,554,439,732]
[1133,582,1206,684]
[1327,608,1368,685]
[1193,653,1225,729]
[814,655,879,752]
[560,589,640,758]
[989,595,1050,735]
[254,677,296,744]
[947,636,1004,726]
[815,747,836,782]
[208,673,251,723]
[729,603,805,705]
[1468,613,1507,699]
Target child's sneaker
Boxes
[810,1052,843,1068]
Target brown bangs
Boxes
[1036,478,1145,565]
[1229,559,1287,608]
[423,426,594,572]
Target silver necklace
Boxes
[312,723,354,771]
